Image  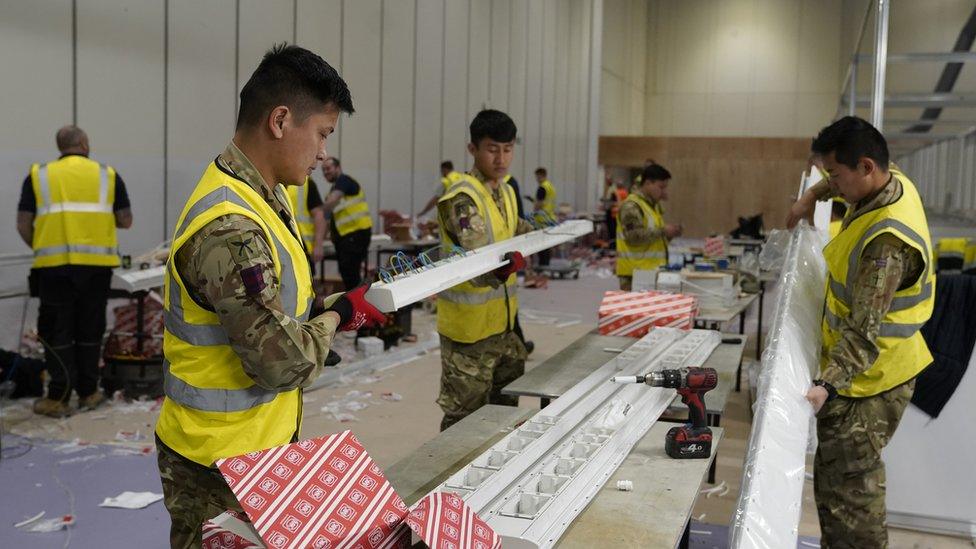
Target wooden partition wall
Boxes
[598,136,811,238]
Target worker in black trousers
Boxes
[320,157,372,290]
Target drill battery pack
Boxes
[665,425,713,459]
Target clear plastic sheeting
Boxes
[758,229,792,273]
[730,223,827,548]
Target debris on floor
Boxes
[99,491,163,510]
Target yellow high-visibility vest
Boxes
[616,193,667,276]
[155,161,313,466]
[936,237,967,263]
[828,219,843,239]
[821,169,935,397]
[441,171,465,193]
[286,180,316,254]
[30,156,119,268]
[437,174,519,343]
[332,185,372,237]
[539,179,556,217]
[965,240,976,272]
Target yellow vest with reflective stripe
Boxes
[441,171,465,193]
[286,180,315,253]
[936,237,967,263]
[616,193,667,276]
[828,219,843,239]
[965,240,976,272]
[30,156,119,268]
[821,170,935,398]
[155,162,313,466]
[333,185,372,237]
[437,175,519,343]
[539,179,556,217]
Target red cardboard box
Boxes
[597,290,698,337]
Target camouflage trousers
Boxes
[618,276,632,291]
[157,439,243,549]
[814,379,914,549]
[437,331,527,431]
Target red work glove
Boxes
[494,251,526,281]
[326,284,387,331]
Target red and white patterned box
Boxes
[406,493,501,549]
[597,290,698,337]
[202,510,263,549]
[703,235,728,258]
[103,292,164,358]
[210,431,500,549]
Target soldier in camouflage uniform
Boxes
[790,117,934,548]
[155,45,385,549]
[617,163,682,290]
[436,110,534,431]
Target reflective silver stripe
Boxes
[171,184,306,320]
[34,244,117,257]
[333,195,366,214]
[37,202,113,215]
[824,307,924,338]
[617,251,667,259]
[938,251,964,260]
[37,165,51,206]
[163,359,279,412]
[889,281,933,311]
[827,275,846,304]
[439,281,516,305]
[335,209,371,229]
[165,273,229,346]
[98,165,109,204]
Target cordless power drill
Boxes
[612,367,718,459]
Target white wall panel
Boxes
[442,0,471,175]
[296,0,343,162]
[539,0,557,170]
[77,0,166,251]
[488,0,510,108]
[166,0,236,234]
[379,0,416,218]
[523,0,545,184]
[507,0,529,183]
[339,0,382,222]
[412,0,444,213]
[238,0,295,101]
[466,0,491,138]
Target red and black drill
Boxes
[612,367,718,459]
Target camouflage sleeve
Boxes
[618,200,664,246]
[516,217,535,236]
[175,214,339,391]
[819,233,922,391]
[437,193,498,287]
[809,179,837,201]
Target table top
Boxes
[385,404,722,549]
[696,292,758,323]
[502,331,745,416]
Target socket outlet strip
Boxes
[365,220,593,312]
[431,327,721,548]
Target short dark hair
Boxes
[325,156,340,167]
[811,116,889,170]
[237,43,354,130]
[441,160,454,170]
[535,167,547,176]
[642,162,671,183]
[470,109,517,145]
[56,125,87,151]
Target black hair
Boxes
[470,109,517,145]
[831,200,848,219]
[642,162,671,183]
[237,43,354,130]
[811,116,889,170]
[441,160,454,170]
[535,167,547,176]
[325,156,340,167]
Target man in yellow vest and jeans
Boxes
[436,109,535,431]
[285,177,327,272]
[321,156,372,290]
[533,167,557,266]
[16,125,133,417]
[788,116,935,548]
[153,45,386,548]
[616,163,682,290]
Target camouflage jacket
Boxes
[618,191,665,246]
[172,141,338,390]
[810,176,925,391]
[437,167,534,288]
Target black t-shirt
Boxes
[17,155,131,214]
[305,178,324,210]
[506,176,526,219]
[536,185,547,201]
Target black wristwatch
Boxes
[812,379,838,402]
